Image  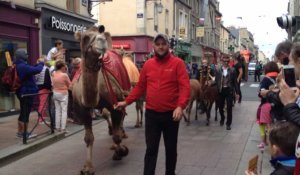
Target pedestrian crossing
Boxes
[240,83,260,88]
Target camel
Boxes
[72,27,130,175]
[198,66,219,126]
[122,54,144,128]
[183,79,201,125]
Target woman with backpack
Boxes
[14,49,44,138]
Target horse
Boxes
[198,66,219,126]
[183,79,201,125]
[72,27,131,175]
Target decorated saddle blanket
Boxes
[102,50,131,91]
[122,56,140,83]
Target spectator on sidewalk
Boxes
[15,49,44,138]
[46,40,65,67]
[35,56,52,124]
[115,33,190,175]
[245,122,299,175]
[257,61,280,149]
[52,60,71,132]
[67,57,81,123]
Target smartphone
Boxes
[283,65,297,90]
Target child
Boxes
[256,102,272,149]
[246,122,300,175]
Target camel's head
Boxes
[75,26,107,71]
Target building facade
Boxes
[0,0,95,116]
[97,0,174,67]
[36,1,96,63]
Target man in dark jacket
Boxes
[14,49,44,138]
[215,56,239,130]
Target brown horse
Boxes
[72,27,130,175]
[183,79,201,125]
[198,67,219,126]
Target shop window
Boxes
[67,0,80,13]
[0,39,27,112]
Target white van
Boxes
[248,62,256,75]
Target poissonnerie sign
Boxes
[49,16,87,33]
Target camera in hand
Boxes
[283,65,297,89]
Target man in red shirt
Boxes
[115,33,190,175]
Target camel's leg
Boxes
[81,112,95,175]
[110,109,128,160]
[101,108,113,135]
[135,101,141,128]
[195,100,199,121]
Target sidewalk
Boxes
[0,112,104,167]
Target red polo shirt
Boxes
[125,53,190,112]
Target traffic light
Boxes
[276,15,296,29]
[170,37,177,49]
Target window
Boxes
[165,9,169,35]
[0,38,28,112]
[192,23,195,40]
[67,0,80,13]
[154,6,158,31]
[179,10,189,38]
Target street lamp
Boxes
[155,2,163,14]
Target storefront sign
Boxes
[49,16,87,33]
[179,27,186,37]
[196,27,204,37]
[112,44,131,49]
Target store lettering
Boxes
[50,16,87,33]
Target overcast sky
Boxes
[219,0,289,58]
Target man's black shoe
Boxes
[220,121,224,126]
[226,126,231,130]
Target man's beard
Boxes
[155,51,168,59]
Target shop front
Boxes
[0,2,40,116]
[111,35,153,69]
[174,41,192,63]
[201,45,220,65]
[191,44,202,64]
[37,3,96,63]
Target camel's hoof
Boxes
[215,118,218,122]
[108,127,113,136]
[112,151,122,161]
[119,145,129,157]
[122,133,128,139]
[80,168,95,175]
[134,124,141,128]
[206,121,210,126]
[110,144,117,150]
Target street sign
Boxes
[196,27,204,37]
[179,27,186,37]
[228,45,234,52]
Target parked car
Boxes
[248,62,256,75]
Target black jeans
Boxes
[254,71,261,82]
[144,109,179,175]
[219,87,233,126]
[236,80,242,103]
[17,94,33,123]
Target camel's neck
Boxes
[81,62,100,107]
